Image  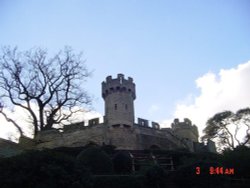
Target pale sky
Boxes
[0,0,250,140]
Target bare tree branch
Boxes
[0,46,92,137]
[0,107,23,137]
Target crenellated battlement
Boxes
[136,118,160,129]
[63,117,105,132]
[171,118,199,142]
[171,118,196,128]
[102,73,136,99]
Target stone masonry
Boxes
[29,74,216,153]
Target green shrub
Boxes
[113,151,132,174]
[0,150,92,188]
[77,146,113,175]
[145,165,167,188]
[101,145,116,155]
[93,175,144,188]
[222,145,250,178]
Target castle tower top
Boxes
[102,74,136,127]
[102,74,136,99]
[171,118,199,142]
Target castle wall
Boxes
[35,124,108,149]
[135,128,176,150]
[173,129,198,142]
[107,126,137,149]
[1,74,215,155]
[24,75,206,153]
[31,73,202,152]
[206,139,217,153]
[33,122,192,151]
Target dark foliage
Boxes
[146,149,220,168]
[202,108,250,150]
[222,145,250,179]
[101,144,116,155]
[145,165,168,188]
[171,161,229,188]
[93,175,144,188]
[76,146,113,175]
[1,147,250,187]
[113,151,132,174]
[0,150,92,188]
[52,146,86,157]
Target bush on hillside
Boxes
[145,165,168,188]
[222,145,250,178]
[171,161,229,188]
[77,146,113,175]
[0,150,92,188]
[113,151,133,174]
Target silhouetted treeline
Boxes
[0,145,249,188]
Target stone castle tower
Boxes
[171,118,199,142]
[102,74,136,127]
[11,73,215,153]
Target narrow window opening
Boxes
[125,104,128,110]
[120,77,122,84]
[115,104,117,110]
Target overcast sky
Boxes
[0,0,250,140]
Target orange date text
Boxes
[195,166,234,175]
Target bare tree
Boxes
[202,108,250,150]
[0,46,91,137]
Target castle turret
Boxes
[102,74,136,127]
[171,118,199,142]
